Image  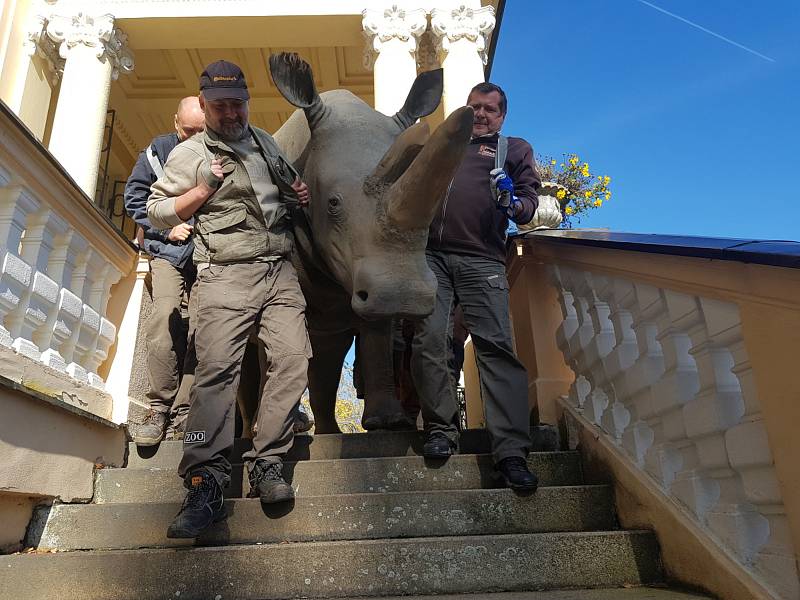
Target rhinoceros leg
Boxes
[359,320,415,431]
[307,330,353,434]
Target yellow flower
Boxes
[556,188,566,200]
[605,191,611,200]
[569,155,579,166]
[550,159,557,166]
[584,190,592,198]
[581,167,590,177]
[604,176,611,185]
[594,199,603,208]
[565,206,575,215]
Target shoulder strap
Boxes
[145,145,165,180]
[495,135,508,171]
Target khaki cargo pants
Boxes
[146,257,197,431]
[178,260,311,488]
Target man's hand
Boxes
[174,157,224,221]
[291,177,311,207]
[198,157,224,197]
[490,168,514,207]
[509,197,524,220]
[167,223,194,242]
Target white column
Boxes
[430,5,495,116]
[45,12,133,198]
[362,5,427,116]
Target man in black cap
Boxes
[148,60,312,538]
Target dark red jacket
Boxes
[427,133,540,263]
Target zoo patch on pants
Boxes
[184,431,206,444]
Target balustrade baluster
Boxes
[697,298,799,598]
[85,263,121,388]
[638,289,698,489]
[40,230,88,371]
[574,272,616,427]
[65,248,99,383]
[594,276,636,442]
[662,292,732,521]
[0,187,39,351]
[9,209,67,363]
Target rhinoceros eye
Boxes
[328,195,342,214]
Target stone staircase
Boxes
[1,430,711,600]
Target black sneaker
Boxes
[248,460,294,504]
[133,410,168,447]
[497,456,538,491]
[166,470,226,538]
[423,432,457,459]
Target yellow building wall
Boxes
[0,0,55,141]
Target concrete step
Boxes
[1,531,662,600]
[95,452,583,503]
[126,426,558,468]
[338,591,712,600]
[33,485,614,551]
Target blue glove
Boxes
[490,168,521,219]
[490,168,514,204]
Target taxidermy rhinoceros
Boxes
[268,52,472,433]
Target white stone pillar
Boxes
[45,12,133,198]
[362,4,427,116]
[106,254,149,423]
[431,5,495,116]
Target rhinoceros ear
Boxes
[393,68,443,130]
[368,121,430,185]
[269,52,327,129]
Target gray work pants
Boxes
[146,257,197,430]
[411,250,530,463]
[178,260,311,488]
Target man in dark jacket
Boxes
[124,96,205,446]
[412,82,541,490]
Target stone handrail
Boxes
[0,99,137,390]
[507,230,800,600]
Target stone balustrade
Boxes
[0,100,137,395]
[506,231,800,600]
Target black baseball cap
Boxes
[199,60,250,101]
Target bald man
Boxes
[124,96,205,446]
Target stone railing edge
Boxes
[520,229,800,269]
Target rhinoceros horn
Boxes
[393,69,443,130]
[268,52,328,129]
[386,106,474,230]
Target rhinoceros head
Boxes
[269,52,472,320]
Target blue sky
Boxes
[492,0,800,241]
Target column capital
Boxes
[430,4,495,64]
[45,12,134,80]
[25,12,64,85]
[362,4,427,70]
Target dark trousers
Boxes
[146,258,197,430]
[411,250,530,463]
[178,261,311,488]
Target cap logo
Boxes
[191,476,203,487]
[213,76,237,82]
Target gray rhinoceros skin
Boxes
[269,53,472,433]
